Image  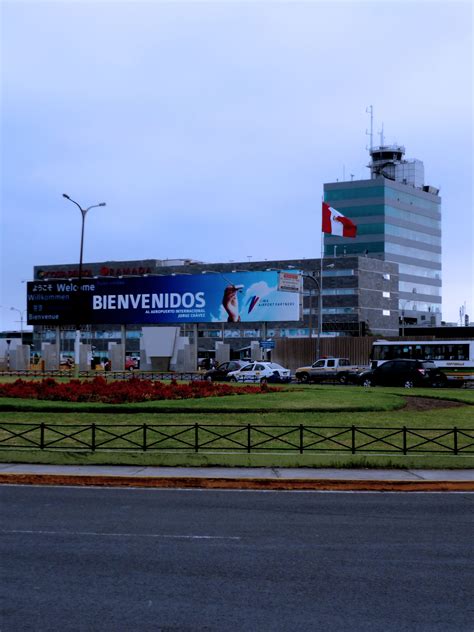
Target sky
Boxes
[1,0,473,332]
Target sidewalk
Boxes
[0,463,473,491]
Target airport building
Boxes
[30,255,398,365]
[323,142,442,327]
[24,137,443,368]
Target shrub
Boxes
[0,377,279,404]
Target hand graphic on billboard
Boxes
[222,285,243,322]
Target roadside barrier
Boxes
[0,370,293,384]
[0,422,472,455]
[0,370,205,381]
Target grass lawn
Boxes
[0,384,473,469]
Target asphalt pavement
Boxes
[0,462,473,491]
[2,486,473,631]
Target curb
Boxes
[0,473,473,492]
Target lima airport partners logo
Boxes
[246,295,295,314]
[247,295,260,314]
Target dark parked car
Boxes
[203,360,248,382]
[357,359,448,388]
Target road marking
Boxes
[0,529,241,540]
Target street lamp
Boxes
[62,194,106,375]
[302,274,322,358]
[10,307,26,344]
[302,263,335,358]
[400,289,417,337]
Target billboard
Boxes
[27,270,301,326]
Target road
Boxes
[1,486,472,631]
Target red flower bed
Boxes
[0,377,279,404]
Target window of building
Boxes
[385,224,441,246]
[383,310,390,316]
[323,269,355,277]
[385,188,440,213]
[322,307,357,314]
[397,264,441,279]
[399,282,441,296]
[385,243,441,263]
[383,292,390,298]
[326,186,385,201]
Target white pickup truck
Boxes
[294,357,368,384]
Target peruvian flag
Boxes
[322,202,357,238]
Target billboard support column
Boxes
[55,327,61,370]
[121,325,126,370]
[262,322,267,360]
[193,323,198,371]
[74,330,81,375]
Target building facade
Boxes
[32,256,399,360]
[324,144,442,327]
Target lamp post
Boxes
[62,194,106,376]
[302,274,322,359]
[301,263,335,358]
[10,307,26,344]
[400,289,416,337]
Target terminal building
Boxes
[31,255,398,366]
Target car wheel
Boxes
[432,375,448,388]
[404,379,414,388]
[206,376,213,382]
[338,373,349,385]
[260,377,268,385]
[362,378,373,387]
[230,376,238,383]
[298,373,310,384]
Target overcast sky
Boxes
[1,0,472,331]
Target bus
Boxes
[370,339,474,382]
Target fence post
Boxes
[351,425,356,454]
[247,424,251,453]
[143,423,147,452]
[403,426,407,455]
[40,423,45,450]
[195,423,199,453]
[453,427,458,455]
[91,423,96,452]
[299,424,304,454]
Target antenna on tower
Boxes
[379,122,385,146]
[365,105,373,151]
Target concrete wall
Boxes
[109,343,125,371]
[42,343,59,370]
[10,345,30,370]
[215,342,230,365]
[140,326,180,371]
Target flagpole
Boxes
[318,199,324,359]
[318,236,323,357]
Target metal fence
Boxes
[0,370,204,381]
[0,370,296,384]
[0,422,472,455]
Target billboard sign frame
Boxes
[27,270,301,326]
